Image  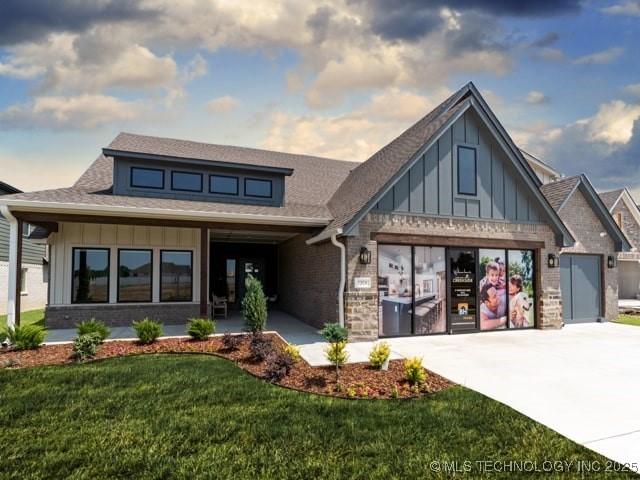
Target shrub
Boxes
[242,274,268,334]
[249,333,274,361]
[264,351,294,382]
[132,318,163,344]
[6,324,47,350]
[404,357,426,385]
[325,341,348,380]
[187,318,215,340]
[0,330,6,345]
[369,341,391,370]
[283,343,301,362]
[221,332,242,350]
[320,323,348,343]
[76,319,110,342]
[73,333,102,361]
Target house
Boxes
[0,181,48,315]
[599,188,640,300]
[0,82,629,339]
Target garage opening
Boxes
[560,254,602,323]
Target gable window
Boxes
[160,250,193,302]
[72,248,110,304]
[210,175,239,195]
[616,212,624,230]
[457,146,477,196]
[245,178,272,198]
[131,167,164,189]
[118,249,153,302]
[171,171,203,192]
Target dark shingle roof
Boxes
[540,176,581,211]
[598,189,624,211]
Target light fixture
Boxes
[359,246,372,265]
[547,253,559,268]
[607,255,617,269]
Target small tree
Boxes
[321,323,349,380]
[242,274,268,335]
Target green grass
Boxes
[615,314,640,326]
[0,355,633,479]
[0,308,45,332]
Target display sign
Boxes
[450,249,477,329]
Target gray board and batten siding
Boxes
[373,109,543,223]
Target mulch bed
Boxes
[0,334,452,399]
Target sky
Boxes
[1,0,640,198]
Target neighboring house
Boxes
[541,176,629,324]
[599,188,640,299]
[0,181,48,315]
[0,82,630,339]
[521,150,562,185]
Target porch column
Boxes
[2,207,22,329]
[200,227,208,317]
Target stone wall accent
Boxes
[344,212,563,340]
[0,261,48,315]
[278,233,340,329]
[559,188,618,322]
[45,303,199,329]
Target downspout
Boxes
[0,205,18,332]
[330,234,346,327]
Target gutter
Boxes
[0,205,18,331]
[330,234,346,327]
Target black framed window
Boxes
[210,175,239,195]
[118,249,153,302]
[160,250,193,302]
[171,171,203,192]
[72,248,110,304]
[244,178,272,198]
[457,146,477,196]
[131,167,164,189]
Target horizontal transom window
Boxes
[131,167,164,189]
[171,171,203,192]
[244,178,272,198]
[210,175,239,195]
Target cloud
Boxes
[0,0,157,46]
[0,94,140,130]
[624,83,640,98]
[529,32,560,48]
[573,47,624,65]
[578,100,640,144]
[526,90,548,105]
[182,54,208,82]
[534,47,566,62]
[205,96,239,114]
[602,1,640,16]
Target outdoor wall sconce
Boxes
[547,253,559,268]
[607,255,617,269]
[359,247,372,265]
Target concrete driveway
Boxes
[384,323,640,465]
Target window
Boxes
[131,167,164,189]
[616,212,624,229]
[457,146,477,196]
[244,178,272,198]
[160,251,193,302]
[20,268,28,294]
[171,171,203,192]
[118,249,152,302]
[210,175,239,195]
[72,248,110,304]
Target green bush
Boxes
[283,343,301,362]
[369,341,391,369]
[320,323,348,343]
[76,319,110,342]
[325,341,348,380]
[132,318,163,344]
[73,333,102,361]
[6,324,47,350]
[187,318,215,340]
[403,357,426,385]
[242,274,268,334]
[0,330,6,344]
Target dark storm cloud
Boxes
[306,6,335,44]
[0,0,158,46]
[355,0,581,41]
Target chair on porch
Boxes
[211,294,228,320]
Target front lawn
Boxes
[0,308,44,331]
[615,314,640,326]
[0,355,632,479]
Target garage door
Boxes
[560,254,602,323]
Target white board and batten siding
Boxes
[49,222,201,306]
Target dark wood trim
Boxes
[15,218,23,327]
[200,228,208,316]
[372,232,545,250]
[12,212,314,234]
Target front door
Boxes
[448,248,478,334]
[560,254,602,323]
[238,258,266,305]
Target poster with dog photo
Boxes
[479,249,507,330]
[507,250,535,328]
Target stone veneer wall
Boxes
[45,303,199,329]
[343,212,563,340]
[558,188,618,322]
[278,233,340,329]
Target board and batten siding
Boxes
[0,217,46,265]
[49,222,201,306]
[373,109,543,223]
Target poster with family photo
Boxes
[507,250,535,329]
[479,249,508,330]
